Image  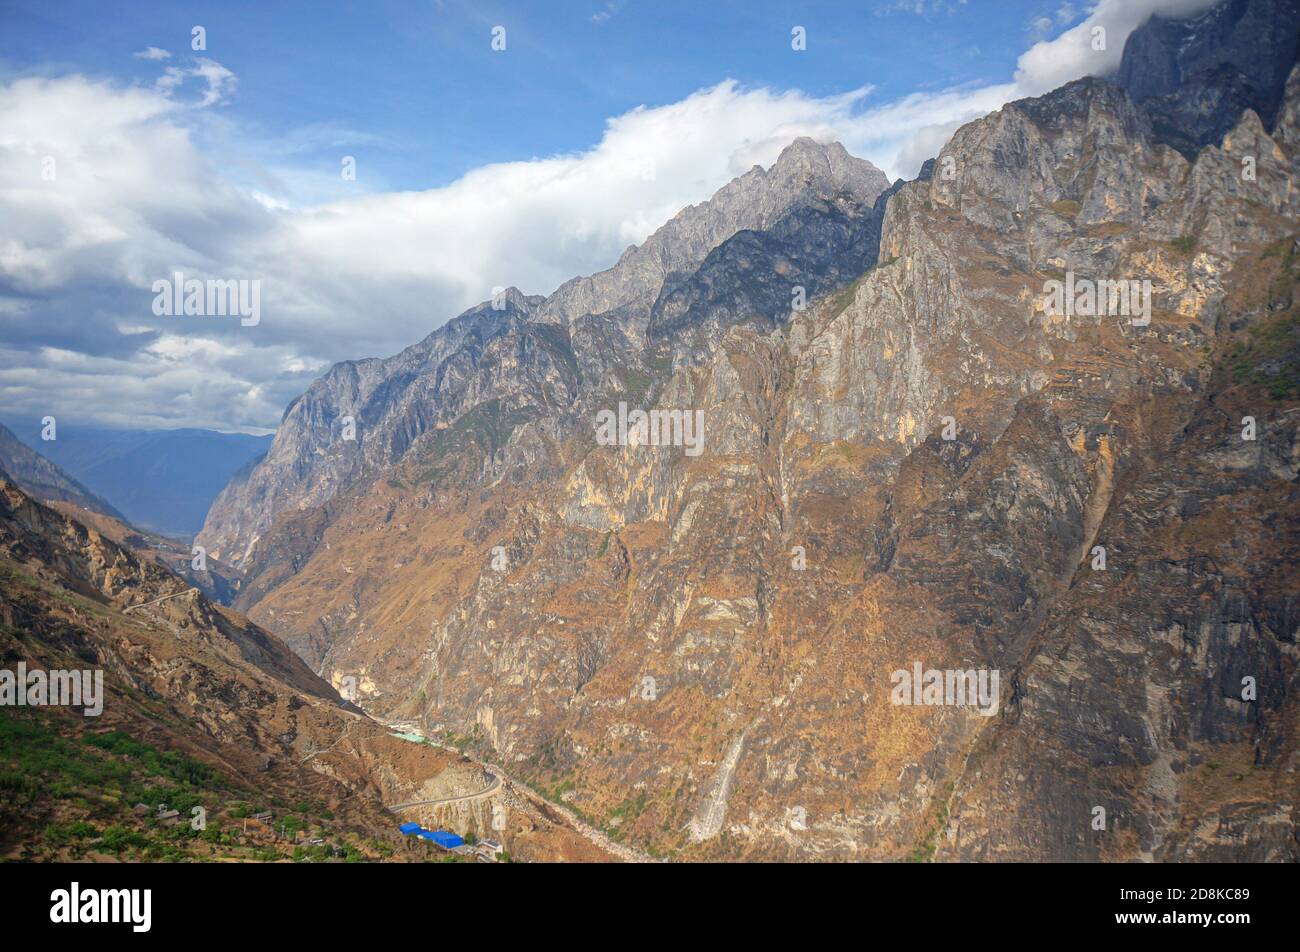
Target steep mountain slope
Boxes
[198,0,1299,861]
[0,423,247,604]
[0,474,416,860]
[196,141,891,568]
[944,242,1300,862]
[0,477,614,862]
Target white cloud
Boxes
[1029,16,1055,40]
[874,0,968,15]
[133,47,172,61]
[1014,0,1223,96]
[590,1,622,24]
[0,0,1235,432]
[155,58,237,107]
[876,0,1225,167]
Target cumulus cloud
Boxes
[876,0,1225,168]
[0,0,1232,432]
[133,47,172,61]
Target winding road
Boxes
[122,587,199,613]
[389,765,503,811]
[381,724,656,861]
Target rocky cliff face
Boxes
[199,0,1299,861]
[1115,0,1300,155]
[196,141,890,568]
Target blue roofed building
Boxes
[399,822,466,850]
[425,830,465,849]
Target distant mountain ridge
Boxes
[0,423,124,521]
[3,422,271,540]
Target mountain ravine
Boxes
[197,0,1300,862]
[0,472,623,863]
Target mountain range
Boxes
[187,0,1300,861]
[1,422,272,540]
[5,0,1297,863]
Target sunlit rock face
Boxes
[200,1,1300,861]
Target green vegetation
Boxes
[528,322,581,383]
[908,783,954,863]
[439,723,487,755]
[99,824,152,854]
[0,709,384,862]
[1216,240,1300,400]
[521,774,598,827]
[40,819,98,846]
[416,399,537,486]
[0,711,234,858]
[613,364,655,406]
[84,731,216,787]
[605,790,650,840]
[1050,199,1081,218]
[529,776,576,802]
[1169,234,1198,255]
[2,713,133,802]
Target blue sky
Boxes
[2,0,1073,192]
[0,0,1220,432]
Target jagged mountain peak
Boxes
[1114,0,1300,153]
[532,137,888,329]
[768,135,885,192]
[196,135,891,563]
